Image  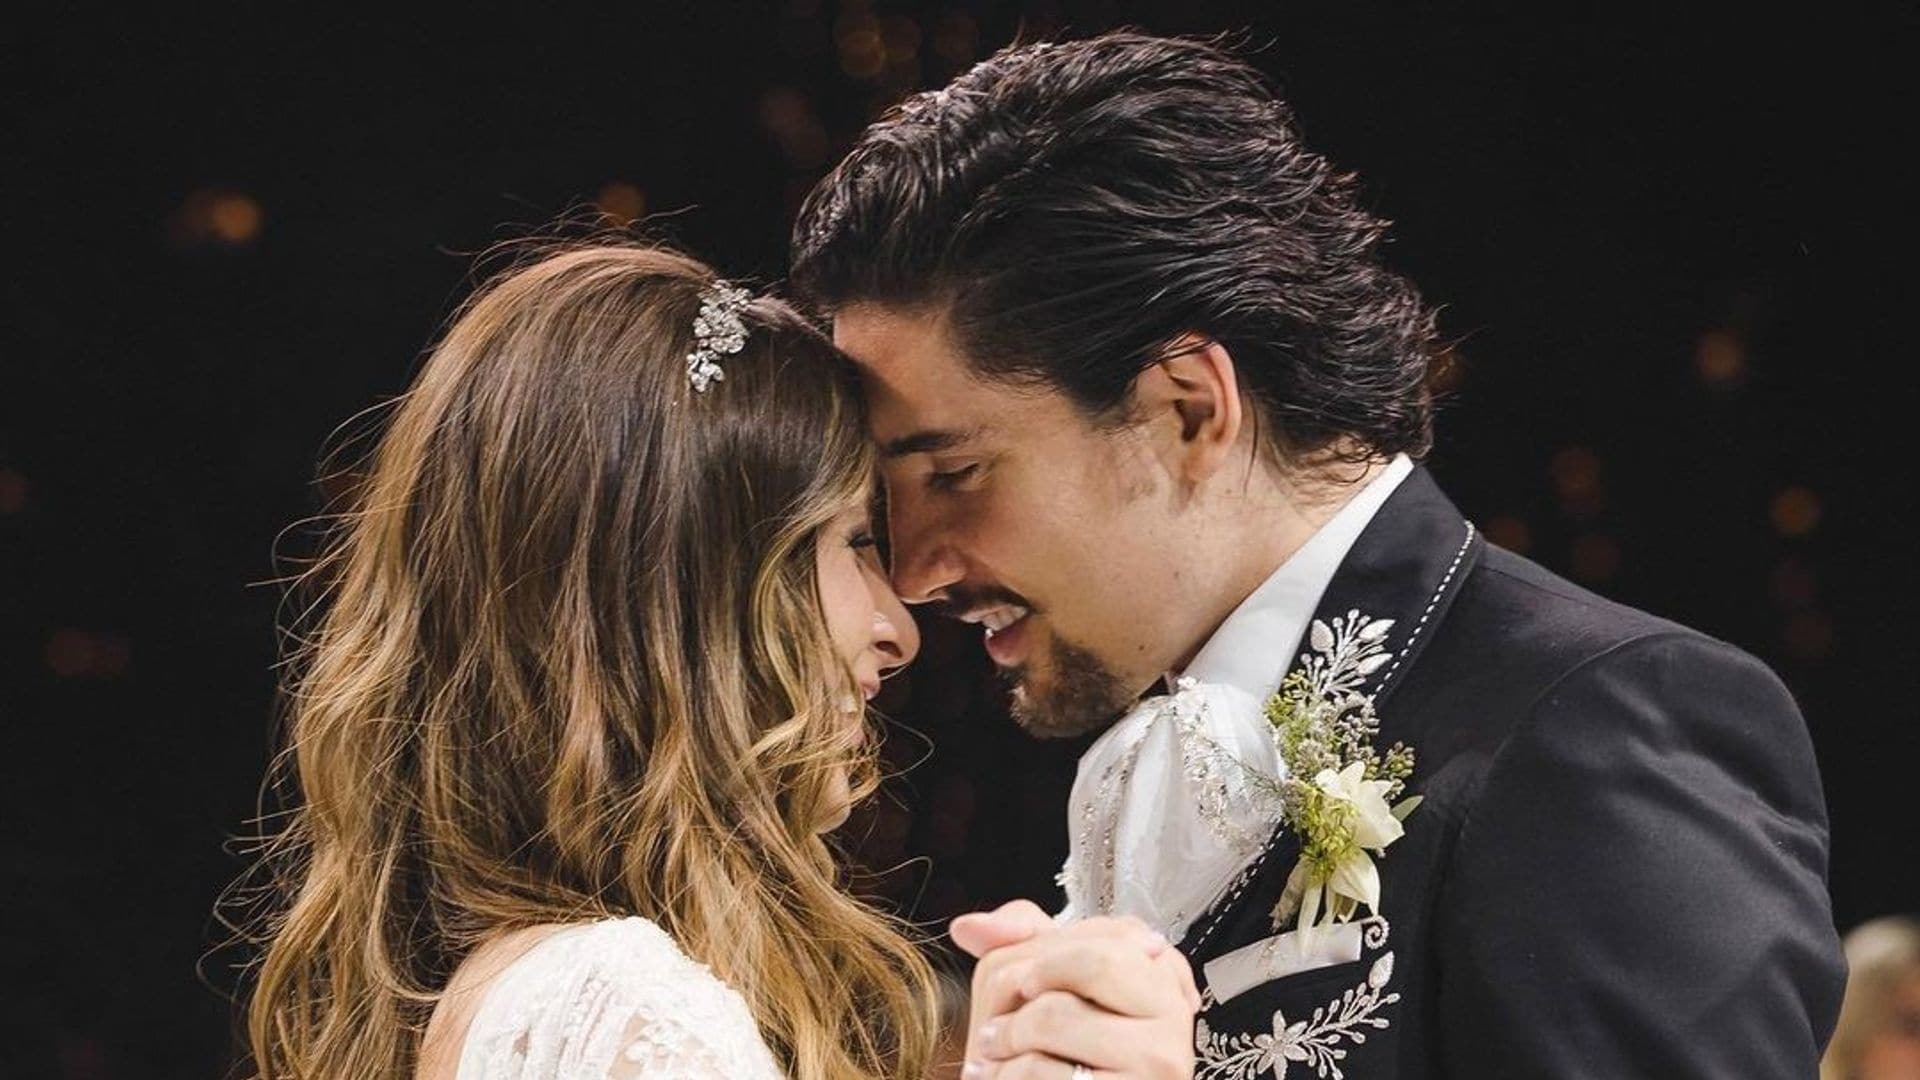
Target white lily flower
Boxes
[1327,845,1381,914]
[1313,760,1404,851]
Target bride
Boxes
[240,242,943,1078]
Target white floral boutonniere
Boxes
[1260,612,1421,936]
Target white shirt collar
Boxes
[1179,454,1414,703]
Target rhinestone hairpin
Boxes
[686,281,751,393]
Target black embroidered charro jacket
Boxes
[1176,467,1845,1079]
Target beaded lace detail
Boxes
[455,917,784,1079]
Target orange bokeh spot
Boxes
[1768,559,1819,610]
[836,12,885,78]
[1569,534,1622,583]
[1695,329,1746,386]
[596,182,646,226]
[46,629,96,678]
[177,189,264,246]
[44,628,132,679]
[931,12,978,66]
[1483,515,1532,555]
[1782,610,1835,662]
[1770,487,1822,537]
[759,88,829,170]
[881,15,921,64]
[0,467,26,514]
[208,193,263,243]
[1550,446,1606,518]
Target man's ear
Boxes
[1131,333,1245,484]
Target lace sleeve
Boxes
[606,1006,761,1078]
[458,918,786,1080]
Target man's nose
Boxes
[886,499,965,606]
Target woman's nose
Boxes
[869,578,921,672]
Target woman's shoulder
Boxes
[526,915,706,980]
[442,917,784,1079]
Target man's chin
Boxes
[1009,695,1114,739]
[1000,652,1134,740]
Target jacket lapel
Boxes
[1177,466,1483,959]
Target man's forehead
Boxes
[832,303,987,446]
[832,303,960,381]
[863,370,993,458]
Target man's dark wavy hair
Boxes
[790,31,1438,463]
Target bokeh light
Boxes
[1769,558,1820,610]
[1771,486,1823,537]
[174,188,264,247]
[1696,328,1747,386]
[882,14,923,66]
[1782,610,1836,662]
[837,9,886,78]
[1551,446,1607,518]
[45,629,132,679]
[1483,515,1533,555]
[595,182,647,226]
[0,467,27,514]
[1569,533,1622,583]
[759,87,830,170]
[930,11,979,67]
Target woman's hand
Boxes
[951,902,1199,1079]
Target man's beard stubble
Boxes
[1001,634,1136,740]
[933,583,1139,739]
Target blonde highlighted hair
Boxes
[1823,915,1920,1080]
[237,242,938,1078]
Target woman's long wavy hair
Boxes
[236,242,938,1078]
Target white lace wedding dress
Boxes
[454,916,785,1079]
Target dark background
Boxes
[5,3,1916,1076]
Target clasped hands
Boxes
[949,900,1200,1079]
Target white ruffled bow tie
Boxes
[1056,676,1288,943]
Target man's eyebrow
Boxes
[879,427,979,459]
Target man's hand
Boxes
[951,899,1058,958]
[950,902,1200,1079]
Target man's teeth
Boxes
[981,608,1029,635]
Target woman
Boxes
[241,242,939,1078]
[1825,916,1920,1080]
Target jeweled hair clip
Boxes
[686,281,752,393]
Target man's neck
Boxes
[1171,455,1390,672]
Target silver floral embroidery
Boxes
[1195,951,1401,1080]
[1362,918,1391,950]
[1058,745,1140,911]
[1299,612,1396,712]
[1170,678,1285,852]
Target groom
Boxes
[791,32,1845,1079]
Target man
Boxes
[791,32,1845,1079]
